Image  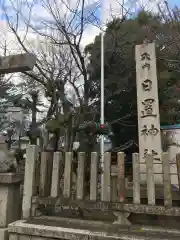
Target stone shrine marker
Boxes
[135,42,162,183]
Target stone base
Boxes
[0,173,23,228]
[113,211,131,225]
[8,218,180,240]
[0,228,8,240]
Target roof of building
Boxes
[161,124,180,130]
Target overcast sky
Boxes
[0,0,179,49]
[0,0,178,111]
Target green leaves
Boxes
[85,10,180,146]
[77,122,109,135]
[45,113,71,133]
[46,119,62,133]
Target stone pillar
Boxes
[0,173,23,240]
[22,145,39,219]
[135,42,162,184]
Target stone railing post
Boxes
[0,173,23,240]
[22,145,39,219]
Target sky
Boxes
[0,0,179,51]
[71,0,180,46]
[0,0,178,112]
[0,0,178,86]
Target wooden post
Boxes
[90,152,98,201]
[111,165,118,202]
[51,152,62,197]
[39,152,53,196]
[113,152,131,226]
[101,152,111,202]
[146,154,155,205]
[162,152,172,206]
[63,152,72,198]
[117,152,125,202]
[39,152,48,196]
[22,145,39,219]
[47,152,53,194]
[176,153,180,190]
[34,151,40,195]
[132,153,140,204]
[76,152,85,200]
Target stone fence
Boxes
[21,146,180,224]
[1,145,180,239]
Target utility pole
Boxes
[100,0,105,200]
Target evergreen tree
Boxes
[85,11,180,148]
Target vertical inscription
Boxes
[135,42,162,181]
[142,79,152,91]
